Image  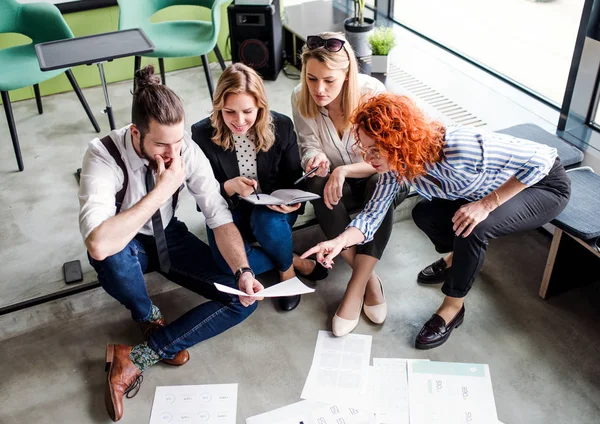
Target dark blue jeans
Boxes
[89,218,257,360]
[206,206,298,275]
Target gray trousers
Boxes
[306,173,409,259]
[412,158,571,298]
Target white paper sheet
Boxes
[301,331,372,407]
[148,384,237,424]
[371,358,428,424]
[214,277,315,298]
[246,400,375,424]
[407,361,498,424]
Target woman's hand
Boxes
[305,153,330,178]
[452,198,496,237]
[323,167,346,210]
[301,233,348,268]
[224,176,257,197]
[267,203,301,214]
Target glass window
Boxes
[392,0,585,105]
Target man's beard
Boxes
[140,136,158,169]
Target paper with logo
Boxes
[407,361,498,424]
[148,384,237,424]
[214,277,315,298]
[301,331,373,408]
[241,189,320,206]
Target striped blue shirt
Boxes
[350,125,557,243]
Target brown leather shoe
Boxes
[140,319,190,366]
[104,344,143,422]
[415,306,465,350]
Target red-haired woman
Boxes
[302,93,571,349]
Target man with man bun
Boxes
[78,65,263,422]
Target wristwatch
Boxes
[234,267,254,282]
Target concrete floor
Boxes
[1,20,600,424]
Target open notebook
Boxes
[241,189,320,206]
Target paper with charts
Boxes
[214,277,315,298]
[301,331,372,407]
[371,358,429,424]
[246,400,375,424]
[148,384,237,424]
[407,361,498,423]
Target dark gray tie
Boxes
[145,166,171,273]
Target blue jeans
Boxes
[206,206,298,275]
[89,218,257,360]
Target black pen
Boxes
[294,166,320,185]
[252,181,260,200]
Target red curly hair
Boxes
[351,93,445,180]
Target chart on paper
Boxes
[148,384,237,424]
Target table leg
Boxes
[97,62,115,130]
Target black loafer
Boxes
[415,306,465,350]
[296,261,329,281]
[277,295,301,312]
[417,258,450,284]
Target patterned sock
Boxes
[129,342,161,372]
[149,304,163,322]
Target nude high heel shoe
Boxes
[363,276,387,324]
[332,301,363,337]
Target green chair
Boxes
[0,0,100,172]
[118,0,229,100]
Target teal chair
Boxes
[0,0,100,172]
[118,0,229,100]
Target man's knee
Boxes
[90,242,140,275]
[228,297,258,322]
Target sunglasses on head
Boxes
[306,35,346,52]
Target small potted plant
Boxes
[344,0,374,58]
[368,27,396,74]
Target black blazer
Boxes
[191,111,304,212]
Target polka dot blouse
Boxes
[234,132,261,192]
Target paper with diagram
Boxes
[407,361,498,424]
[301,331,372,407]
[148,384,237,424]
[214,277,315,298]
[246,400,374,424]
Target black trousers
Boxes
[307,173,409,259]
[412,158,571,298]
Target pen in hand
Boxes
[252,180,260,200]
[294,166,320,185]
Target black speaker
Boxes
[228,1,282,80]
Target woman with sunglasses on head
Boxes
[303,93,571,349]
[292,32,409,336]
[192,63,328,313]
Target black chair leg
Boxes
[214,45,226,71]
[65,70,101,133]
[133,55,142,92]
[201,55,214,100]
[1,91,24,171]
[33,84,43,114]
[158,58,166,85]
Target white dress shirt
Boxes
[291,73,386,170]
[78,125,233,241]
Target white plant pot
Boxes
[371,55,389,74]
